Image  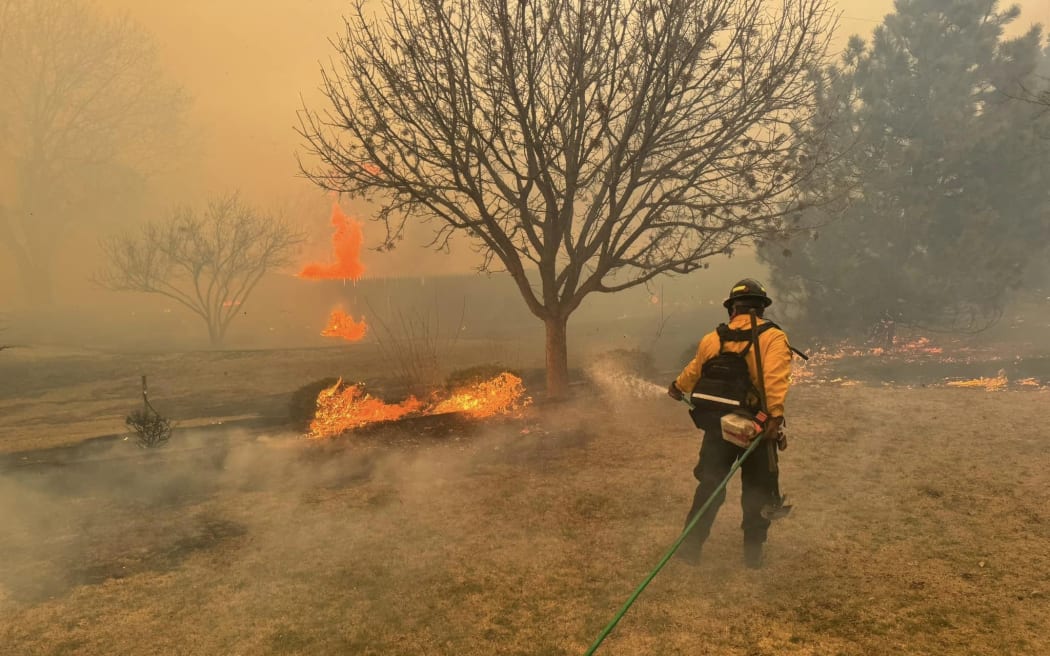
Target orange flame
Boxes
[299,203,366,281]
[431,373,532,419]
[320,308,367,342]
[946,370,1008,392]
[309,380,423,437]
[308,373,531,438]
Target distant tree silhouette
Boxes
[99,194,304,347]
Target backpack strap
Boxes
[721,320,810,360]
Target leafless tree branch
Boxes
[298,0,838,394]
[97,193,305,347]
[0,0,188,302]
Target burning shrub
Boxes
[288,377,341,429]
[431,373,531,419]
[308,373,532,438]
[309,379,423,437]
[445,364,521,389]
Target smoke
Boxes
[0,414,582,609]
[585,359,667,400]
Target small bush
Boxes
[126,408,173,448]
[288,377,341,429]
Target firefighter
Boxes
[667,279,792,569]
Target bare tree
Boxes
[298,0,836,397]
[0,0,187,304]
[99,194,305,347]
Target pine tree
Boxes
[761,0,1050,338]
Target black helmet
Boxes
[722,278,772,309]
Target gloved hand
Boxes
[762,415,784,441]
[667,381,684,401]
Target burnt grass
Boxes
[1,382,1049,655]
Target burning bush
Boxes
[431,373,531,419]
[310,380,424,437]
[445,364,521,389]
[307,373,531,438]
[289,377,341,429]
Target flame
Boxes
[788,336,1046,391]
[299,203,366,281]
[308,373,532,438]
[320,308,367,342]
[431,373,532,419]
[309,380,423,437]
[945,369,1008,392]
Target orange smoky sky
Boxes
[96,0,1050,280]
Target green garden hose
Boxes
[583,432,765,655]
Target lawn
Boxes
[1,346,1047,655]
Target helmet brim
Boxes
[723,295,773,309]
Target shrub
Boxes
[126,408,173,448]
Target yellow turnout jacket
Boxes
[674,314,792,418]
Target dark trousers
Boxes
[681,415,779,551]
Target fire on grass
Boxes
[790,337,1048,391]
[308,373,532,438]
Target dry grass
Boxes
[0,341,514,453]
[1,371,1048,655]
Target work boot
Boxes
[743,542,763,569]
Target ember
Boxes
[320,308,367,342]
[308,373,531,438]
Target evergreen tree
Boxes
[761,0,1050,338]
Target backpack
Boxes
[688,322,779,426]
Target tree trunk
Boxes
[544,315,570,399]
[207,318,225,348]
